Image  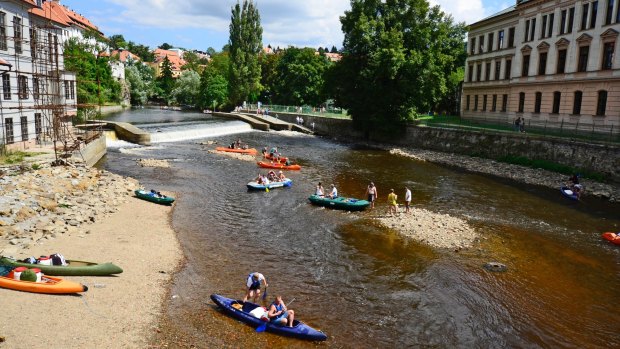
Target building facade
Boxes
[462,0,620,131]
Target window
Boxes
[522,54,530,76]
[18,75,28,99]
[482,95,487,111]
[573,91,582,114]
[64,80,70,99]
[525,20,530,41]
[568,7,575,33]
[468,64,473,82]
[602,42,614,69]
[508,27,515,47]
[20,116,28,141]
[495,61,501,80]
[534,92,542,113]
[466,95,470,110]
[498,30,504,49]
[474,95,479,111]
[33,77,39,100]
[560,10,567,34]
[557,49,567,73]
[70,81,75,99]
[505,59,512,79]
[488,32,494,52]
[606,0,615,25]
[2,73,10,100]
[35,113,42,139]
[596,90,607,115]
[501,94,508,112]
[542,15,548,39]
[518,92,525,113]
[552,92,561,114]
[485,62,491,81]
[13,17,21,54]
[530,18,536,41]
[470,38,476,54]
[492,94,497,111]
[548,13,554,37]
[538,52,548,75]
[0,12,6,51]
[479,35,484,53]
[590,1,598,29]
[582,3,589,30]
[578,46,589,72]
[5,118,13,144]
[476,63,482,81]
[29,27,36,59]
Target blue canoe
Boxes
[247,179,292,191]
[560,186,579,200]
[210,294,327,341]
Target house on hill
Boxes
[151,48,186,78]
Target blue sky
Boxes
[60,0,512,51]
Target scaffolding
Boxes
[0,1,102,163]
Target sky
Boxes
[59,0,513,51]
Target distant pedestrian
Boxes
[365,182,378,209]
[513,117,520,132]
[404,186,411,213]
[519,117,525,133]
[387,189,398,216]
[311,122,315,131]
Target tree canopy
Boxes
[330,0,467,135]
[228,0,263,106]
[271,47,330,106]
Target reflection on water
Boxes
[100,110,620,348]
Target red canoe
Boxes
[215,147,257,155]
[602,232,620,246]
[257,161,301,170]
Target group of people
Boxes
[149,189,167,198]
[229,138,249,150]
[256,170,287,184]
[262,146,292,165]
[314,181,412,214]
[567,173,584,199]
[243,272,295,327]
[314,182,338,199]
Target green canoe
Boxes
[134,189,175,205]
[308,195,370,211]
[0,257,123,276]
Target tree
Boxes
[197,52,230,109]
[126,41,155,62]
[157,56,175,102]
[159,43,173,50]
[125,62,156,105]
[330,46,338,53]
[330,0,467,136]
[259,51,281,104]
[206,47,217,56]
[272,47,330,106]
[171,70,201,106]
[108,34,126,50]
[228,0,263,106]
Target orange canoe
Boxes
[602,232,620,246]
[264,153,288,162]
[257,161,301,170]
[0,274,88,294]
[215,147,257,155]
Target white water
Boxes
[149,121,253,143]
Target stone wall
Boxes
[73,134,107,166]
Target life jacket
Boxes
[271,302,284,314]
[248,273,261,288]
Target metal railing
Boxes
[245,104,351,119]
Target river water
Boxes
[100,108,620,348]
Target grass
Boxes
[0,150,47,166]
[496,155,605,182]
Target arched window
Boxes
[552,91,561,114]
[534,92,542,113]
[518,92,525,112]
[596,90,608,116]
[573,91,582,114]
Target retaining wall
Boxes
[73,135,106,166]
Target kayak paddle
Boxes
[262,286,268,300]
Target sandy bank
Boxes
[0,162,181,348]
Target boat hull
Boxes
[216,147,258,155]
[247,179,292,191]
[134,190,175,205]
[560,186,579,200]
[0,274,88,294]
[210,294,327,341]
[308,195,370,211]
[0,257,123,276]
[602,232,620,245]
[257,161,301,170]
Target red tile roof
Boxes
[29,1,101,34]
[111,50,141,63]
[153,49,186,71]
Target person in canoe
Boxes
[267,170,277,181]
[365,182,378,209]
[235,138,242,148]
[243,272,268,303]
[262,147,268,156]
[315,182,325,197]
[278,171,286,181]
[567,173,584,199]
[268,295,295,327]
[329,184,338,198]
[270,146,278,155]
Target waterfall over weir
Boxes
[148,120,253,143]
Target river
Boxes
[100,108,620,348]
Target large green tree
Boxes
[157,56,175,102]
[331,0,466,135]
[198,52,230,109]
[272,47,330,106]
[125,62,156,105]
[228,0,263,106]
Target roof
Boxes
[153,49,186,71]
[470,5,517,27]
[29,1,101,34]
[110,49,141,63]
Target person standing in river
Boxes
[404,186,412,213]
[365,182,378,209]
[387,189,398,216]
[243,272,268,303]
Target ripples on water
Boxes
[100,110,620,348]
